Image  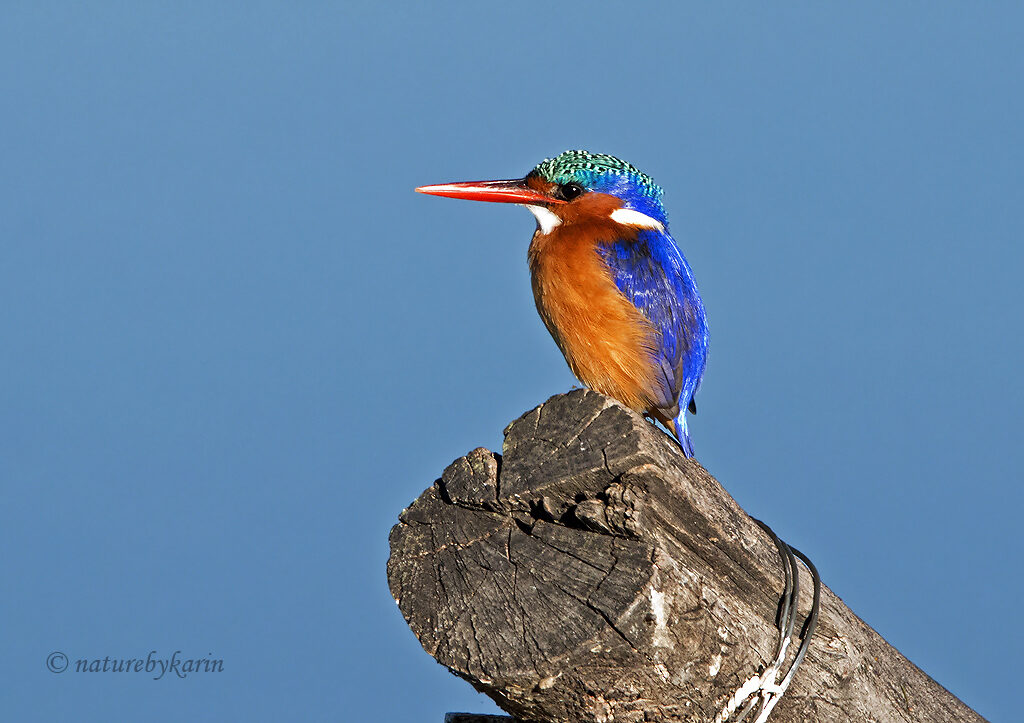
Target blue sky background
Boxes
[2,3,1020,721]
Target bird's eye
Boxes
[558,182,585,201]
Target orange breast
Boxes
[528,203,660,414]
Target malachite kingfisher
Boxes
[417,150,708,457]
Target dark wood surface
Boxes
[389,390,986,722]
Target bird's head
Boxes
[416,150,668,235]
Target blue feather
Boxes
[599,227,708,455]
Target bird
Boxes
[416,150,708,457]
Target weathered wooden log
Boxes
[388,390,985,722]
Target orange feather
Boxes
[527,191,662,414]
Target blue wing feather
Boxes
[599,228,708,453]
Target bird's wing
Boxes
[599,229,707,419]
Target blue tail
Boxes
[671,413,695,458]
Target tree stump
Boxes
[388,390,986,722]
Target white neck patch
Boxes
[524,204,562,235]
[610,207,665,232]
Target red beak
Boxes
[415,179,565,205]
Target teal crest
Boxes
[529,150,663,201]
